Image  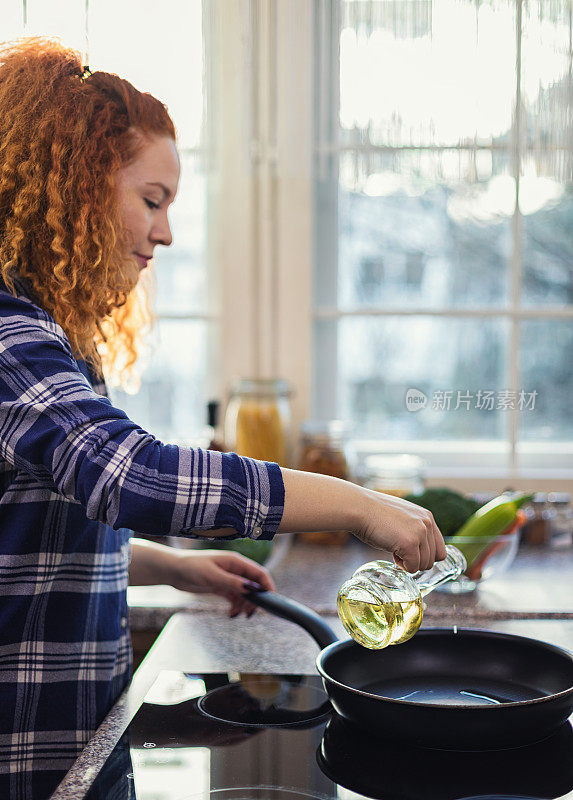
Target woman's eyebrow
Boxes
[145,181,172,200]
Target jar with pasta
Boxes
[224,378,292,466]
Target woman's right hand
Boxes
[352,487,446,573]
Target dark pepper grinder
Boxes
[206,400,226,452]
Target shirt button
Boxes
[251,525,263,539]
[121,616,128,628]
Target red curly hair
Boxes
[0,37,176,384]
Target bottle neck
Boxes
[412,545,467,597]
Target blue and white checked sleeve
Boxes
[0,291,284,541]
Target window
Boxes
[313,0,573,482]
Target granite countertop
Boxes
[53,538,573,799]
[128,538,573,631]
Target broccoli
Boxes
[403,487,481,537]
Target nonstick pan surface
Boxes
[247,591,573,749]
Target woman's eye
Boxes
[145,198,160,210]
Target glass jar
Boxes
[337,545,467,649]
[548,492,573,549]
[361,454,425,497]
[224,379,292,465]
[523,492,552,546]
[298,420,350,478]
[297,421,350,546]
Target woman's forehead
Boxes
[120,135,180,198]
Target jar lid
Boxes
[363,454,426,479]
[300,420,350,438]
[532,492,549,504]
[548,492,571,505]
[230,378,292,397]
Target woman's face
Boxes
[115,134,180,280]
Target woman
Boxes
[0,38,445,797]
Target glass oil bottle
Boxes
[337,545,466,649]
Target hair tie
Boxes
[80,65,92,82]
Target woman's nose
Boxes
[152,212,173,247]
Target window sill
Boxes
[351,439,573,492]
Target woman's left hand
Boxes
[170,550,276,618]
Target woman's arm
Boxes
[129,538,276,617]
[0,294,282,541]
[127,468,445,574]
[129,538,184,586]
[278,468,444,572]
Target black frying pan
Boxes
[246,591,573,749]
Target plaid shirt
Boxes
[0,278,284,799]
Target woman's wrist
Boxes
[129,538,183,587]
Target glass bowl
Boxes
[438,531,521,593]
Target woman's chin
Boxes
[119,261,140,291]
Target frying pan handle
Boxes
[244,591,339,650]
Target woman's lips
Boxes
[134,253,152,269]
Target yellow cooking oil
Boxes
[337,547,467,649]
[337,590,424,650]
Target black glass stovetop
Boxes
[83,671,573,800]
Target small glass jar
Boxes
[361,454,425,497]
[224,378,292,466]
[298,420,350,479]
[548,492,573,549]
[297,421,350,546]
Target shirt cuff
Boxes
[215,452,285,541]
[247,460,284,540]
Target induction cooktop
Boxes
[82,671,573,800]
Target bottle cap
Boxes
[207,400,219,428]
